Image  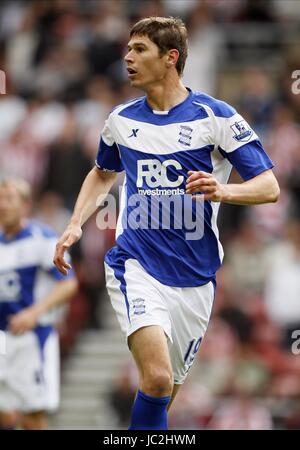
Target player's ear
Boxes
[22,198,32,218]
[166,49,179,69]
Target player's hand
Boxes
[54,224,82,275]
[186,171,227,202]
[8,308,39,335]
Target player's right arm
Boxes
[54,113,123,274]
[54,167,117,275]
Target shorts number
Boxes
[184,337,202,371]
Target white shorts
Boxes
[0,329,59,413]
[105,258,215,384]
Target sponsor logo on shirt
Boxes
[137,159,184,191]
[0,271,21,302]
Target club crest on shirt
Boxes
[178,125,193,146]
[231,120,253,142]
[132,298,146,315]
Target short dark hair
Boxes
[130,17,188,76]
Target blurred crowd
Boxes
[1,0,300,430]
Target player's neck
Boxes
[145,79,188,112]
[3,219,26,239]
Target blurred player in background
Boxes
[54,17,279,430]
[0,177,77,430]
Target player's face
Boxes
[125,35,169,89]
[0,185,26,230]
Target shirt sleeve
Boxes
[95,116,124,172]
[214,111,274,181]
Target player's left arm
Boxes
[186,168,280,205]
[186,106,280,205]
[8,278,78,335]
